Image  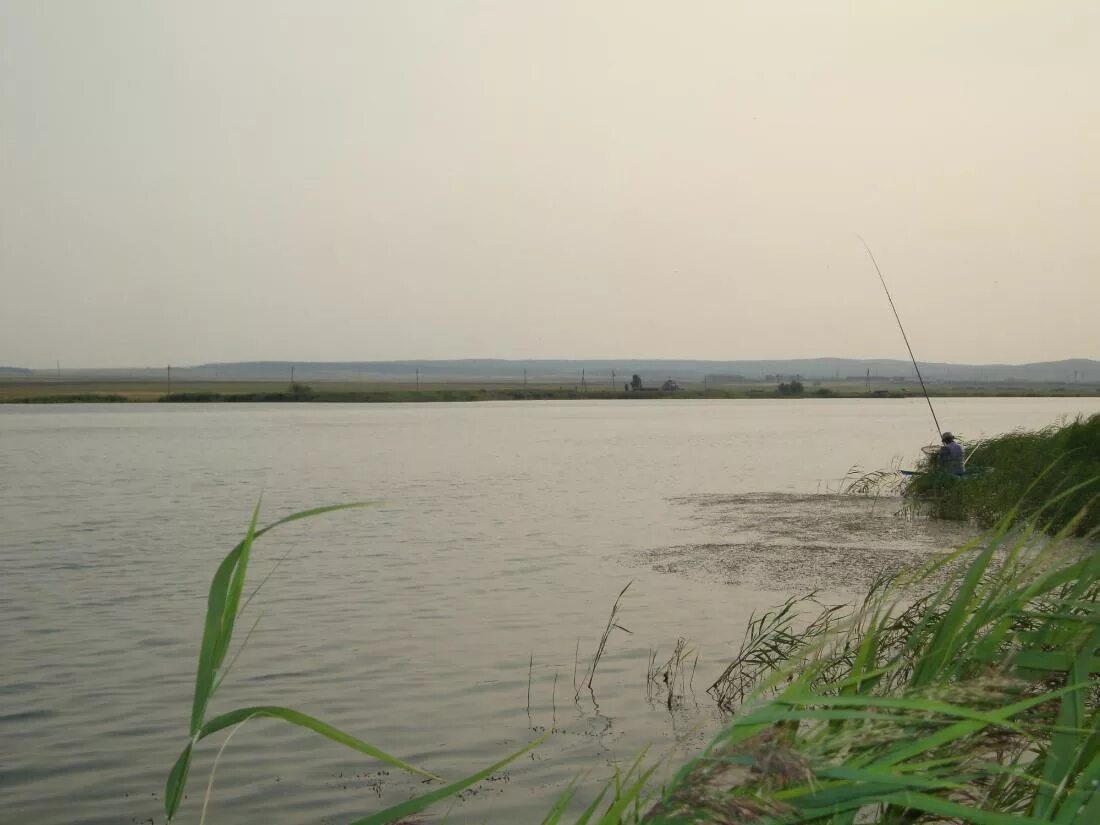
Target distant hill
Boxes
[12,358,1098,384]
[173,358,1100,384]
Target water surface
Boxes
[3,397,1098,824]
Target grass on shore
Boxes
[904,414,1100,536]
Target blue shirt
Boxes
[939,441,964,475]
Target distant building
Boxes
[661,379,682,391]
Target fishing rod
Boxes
[857,235,943,438]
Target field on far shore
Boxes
[2,376,1099,403]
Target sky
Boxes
[1,1,1097,368]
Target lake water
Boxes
[3,397,1099,824]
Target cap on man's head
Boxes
[941,432,955,442]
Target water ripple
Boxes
[4,399,1097,823]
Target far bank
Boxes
[3,378,1100,404]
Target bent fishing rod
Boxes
[857,235,943,439]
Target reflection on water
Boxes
[3,398,1098,824]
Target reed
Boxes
[647,637,698,710]
[577,581,634,699]
[904,413,1100,535]
[642,512,1100,823]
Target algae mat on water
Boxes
[637,493,972,592]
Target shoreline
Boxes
[3,382,1099,405]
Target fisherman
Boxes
[938,432,965,476]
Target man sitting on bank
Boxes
[938,432,965,476]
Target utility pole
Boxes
[416,368,420,389]
[167,365,172,394]
[291,365,295,384]
[581,368,587,392]
[611,369,616,388]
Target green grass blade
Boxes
[347,736,545,825]
[1071,770,1100,824]
[876,791,1053,825]
[164,744,193,821]
[572,783,610,825]
[840,611,880,697]
[252,502,377,541]
[197,706,441,780]
[1034,624,1100,817]
[811,765,965,792]
[856,682,1091,770]
[540,775,579,825]
[912,542,996,685]
[593,763,659,825]
[775,692,1028,732]
[212,499,260,671]
[793,789,1052,824]
[187,501,372,735]
[189,544,242,735]
[1050,713,1100,822]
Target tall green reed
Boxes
[642,510,1100,823]
[904,414,1100,535]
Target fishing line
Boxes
[857,235,943,438]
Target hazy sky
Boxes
[1,2,1097,367]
